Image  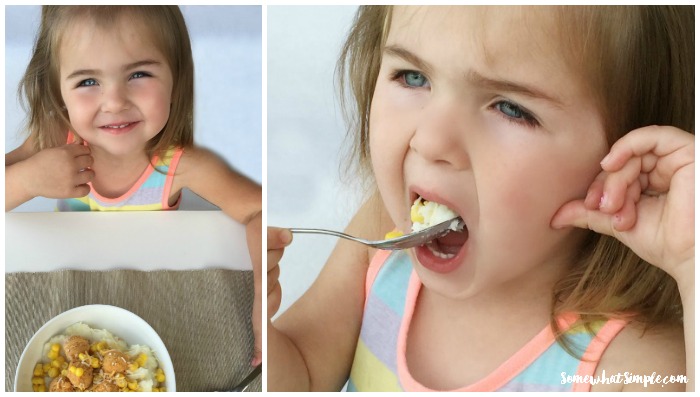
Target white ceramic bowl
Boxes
[14,304,176,392]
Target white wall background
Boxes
[267,6,363,317]
[5,5,262,211]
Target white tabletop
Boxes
[5,211,252,272]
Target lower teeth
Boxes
[427,244,456,259]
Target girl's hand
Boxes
[23,143,94,199]
[552,126,694,284]
[267,227,292,320]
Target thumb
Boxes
[551,198,629,237]
[267,227,292,250]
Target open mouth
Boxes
[411,196,470,271]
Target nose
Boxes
[100,83,130,113]
[409,96,471,169]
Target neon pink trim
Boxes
[364,250,392,310]
[395,271,580,392]
[89,157,158,204]
[571,317,629,392]
[161,147,184,210]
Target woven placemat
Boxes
[6,269,261,392]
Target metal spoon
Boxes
[226,364,261,392]
[290,217,464,250]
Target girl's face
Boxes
[370,6,608,299]
[58,15,173,158]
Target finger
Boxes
[602,126,693,186]
[611,179,642,232]
[268,264,280,293]
[584,171,606,210]
[551,199,617,237]
[267,282,282,319]
[267,248,284,272]
[67,142,91,156]
[267,227,292,251]
[75,154,94,170]
[600,156,641,214]
[71,184,91,198]
[74,169,95,186]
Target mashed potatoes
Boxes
[32,323,166,392]
[411,197,462,232]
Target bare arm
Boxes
[175,146,263,364]
[6,135,93,212]
[268,192,392,391]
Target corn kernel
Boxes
[91,357,100,368]
[56,355,66,363]
[68,365,76,374]
[47,350,59,360]
[115,378,127,388]
[411,202,424,223]
[61,362,68,370]
[127,381,139,390]
[156,368,164,374]
[48,367,59,378]
[51,360,61,368]
[136,353,148,366]
[32,376,45,386]
[78,353,87,360]
[128,363,139,372]
[75,367,84,377]
[156,373,166,383]
[61,369,68,377]
[51,344,60,352]
[384,230,403,240]
[43,363,51,372]
[33,364,44,376]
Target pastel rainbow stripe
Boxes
[347,250,628,392]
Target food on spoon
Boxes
[411,197,463,232]
[31,322,167,392]
[384,230,404,240]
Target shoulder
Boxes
[594,320,686,391]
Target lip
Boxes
[98,121,140,135]
[415,242,469,274]
[409,185,470,274]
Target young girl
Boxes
[4,6,262,367]
[268,6,694,391]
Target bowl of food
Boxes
[14,305,175,392]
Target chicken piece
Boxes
[90,380,120,392]
[49,376,74,392]
[66,361,93,391]
[63,335,90,361]
[102,350,129,374]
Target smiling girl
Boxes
[5,6,262,367]
[268,6,694,391]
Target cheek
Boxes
[369,92,413,228]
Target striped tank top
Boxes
[347,250,628,392]
[57,133,183,211]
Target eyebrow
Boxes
[65,59,161,80]
[383,44,563,106]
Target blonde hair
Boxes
[337,5,694,353]
[19,6,195,158]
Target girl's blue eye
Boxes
[392,70,430,88]
[404,71,428,87]
[130,71,150,79]
[78,79,97,87]
[494,100,539,127]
